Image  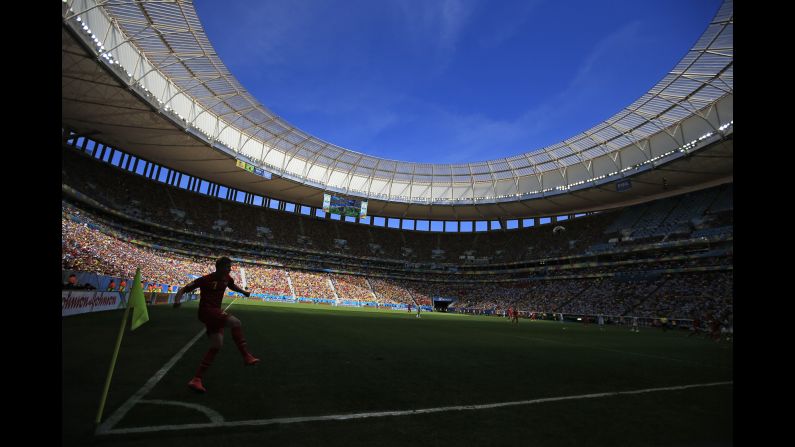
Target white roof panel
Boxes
[79,0,732,203]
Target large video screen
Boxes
[323,193,368,218]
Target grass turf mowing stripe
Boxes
[500,332,726,369]
[98,380,732,435]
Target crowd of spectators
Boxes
[443,270,733,323]
[243,264,292,296]
[63,213,216,287]
[632,272,733,320]
[289,270,334,300]
[559,277,667,316]
[369,278,416,305]
[63,205,733,319]
[63,146,733,319]
[64,146,732,267]
[330,274,375,301]
[516,279,598,314]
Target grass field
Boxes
[63,299,733,446]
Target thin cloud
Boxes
[393,0,478,54]
[477,0,544,48]
[216,2,309,67]
[197,1,690,165]
[336,97,540,163]
[449,21,655,163]
[428,20,655,164]
[568,21,645,90]
[258,18,653,164]
[438,0,477,50]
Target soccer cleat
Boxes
[187,377,206,393]
[244,353,261,366]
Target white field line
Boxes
[99,381,732,436]
[139,399,225,423]
[95,299,239,435]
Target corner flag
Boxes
[96,266,149,425]
[129,267,149,330]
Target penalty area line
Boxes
[99,380,732,436]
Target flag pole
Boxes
[95,303,131,425]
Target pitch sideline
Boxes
[98,380,732,435]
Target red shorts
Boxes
[198,308,230,336]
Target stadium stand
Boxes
[62,141,732,322]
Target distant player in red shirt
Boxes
[688,315,702,337]
[707,313,722,342]
[173,257,260,393]
[509,306,519,325]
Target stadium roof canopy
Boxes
[62,0,732,220]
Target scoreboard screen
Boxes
[323,194,368,218]
[616,179,632,192]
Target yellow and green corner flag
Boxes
[96,267,150,425]
[129,267,149,330]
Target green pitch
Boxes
[63,300,732,446]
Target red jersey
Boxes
[185,273,235,311]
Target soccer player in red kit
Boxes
[510,306,519,325]
[173,257,260,393]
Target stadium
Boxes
[62,1,733,446]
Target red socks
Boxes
[194,327,251,379]
[195,346,220,379]
[231,326,249,357]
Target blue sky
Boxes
[194,0,722,164]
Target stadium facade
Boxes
[61,0,732,321]
[62,0,732,220]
